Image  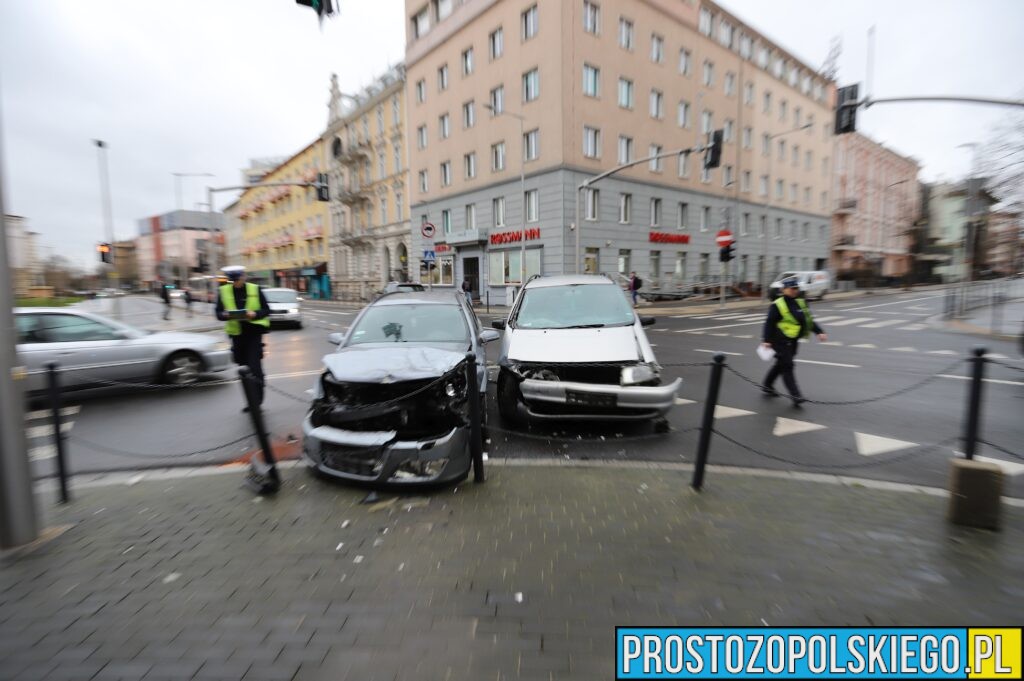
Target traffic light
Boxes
[295,0,334,19]
[316,173,330,202]
[835,84,859,135]
[703,129,723,170]
[97,243,112,264]
[718,244,735,262]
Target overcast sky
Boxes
[2,0,1022,268]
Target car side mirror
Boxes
[640,316,656,327]
[479,329,501,344]
[491,319,506,330]
[327,332,344,346]
[113,328,134,340]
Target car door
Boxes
[30,312,139,388]
[15,313,54,393]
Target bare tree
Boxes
[981,106,1024,209]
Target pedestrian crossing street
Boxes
[668,312,929,332]
[24,405,80,462]
[670,397,1024,476]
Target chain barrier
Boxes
[486,423,693,444]
[265,382,313,404]
[71,369,238,392]
[67,432,256,460]
[711,429,958,471]
[988,359,1024,373]
[723,358,965,406]
[978,439,1024,462]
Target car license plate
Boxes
[565,390,616,407]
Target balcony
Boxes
[340,228,373,244]
[832,235,856,249]
[338,184,369,205]
[834,198,857,215]
[338,139,371,165]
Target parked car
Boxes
[263,287,303,328]
[15,308,233,393]
[768,270,831,300]
[302,290,499,487]
[491,274,680,427]
[376,281,426,299]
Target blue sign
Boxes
[423,250,436,262]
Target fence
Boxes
[943,278,1024,334]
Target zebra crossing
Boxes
[665,310,937,334]
[24,405,80,462]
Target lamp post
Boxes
[484,103,527,293]
[759,123,813,300]
[172,172,214,211]
[93,140,121,318]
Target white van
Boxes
[264,288,303,328]
[768,271,831,300]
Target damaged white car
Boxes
[491,275,680,428]
[302,291,497,486]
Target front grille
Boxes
[518,362,629,385]
[321,443,385,477]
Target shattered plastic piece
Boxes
[482,453,489,461]
[126,474,144,486]
[252,497,263,504]
[353,555,364,564]
[336,542,344,551]
[514,592,524,603]
[398,563,405,571]
[121,546,134,555]
[373,538,384,547]
[286,433,298,443]
[162,573,181,584]
[341,520,351,529]
[640,483,649,490]
[361,491,382,504]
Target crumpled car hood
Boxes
[322,345,466,383]
[507,326,642,363]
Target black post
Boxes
[239,367,280,494]
[45,362,70,504]
[485,290,490,315]
[691,353,726,491]
[963,346,986,461]
[465,353,485,483]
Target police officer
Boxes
[215,266,271,411]
[760,276,827,407]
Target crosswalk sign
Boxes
[423,250,436,262]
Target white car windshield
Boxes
[347,304,469,345]
[515,284,635,330]
[265,290,298,303]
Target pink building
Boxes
[986,210,1022,276]
[135,210,223,287]
[832,132,920,279]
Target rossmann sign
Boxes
[490,228,541,245]
[649,232,690,244]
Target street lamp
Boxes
[93,139,120,317]
[483,102,527,292]
[172,172,214,211]
[759,123,813,300]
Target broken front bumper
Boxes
[518,377,682,420]
[301,414,470,485]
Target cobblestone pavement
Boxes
[2,463,1022,680]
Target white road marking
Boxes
[709,333,730,337]
[673,398,696,406]
[810,316,844,323]
[855,432,917,456]
[714,405,756,419]
[987,353,1009,360]
[898,324,927,331]
[310,309,354,316]
[826,317,875,327]
[939,374,1024,387]
[927,350,958,355]
[26,423,74,438]
[889,347,917,352]
[676,320,761,333]
[694,349,744,356]
[849,343,877,349]
[266,370,322,380]
[819,341,844,346]
[975,456,1024,477]
[842,294,944,312]
[25,406,80,420]
[862,319,907,328]
[773,417,827,437]
[29,445,56,461]
[733,334,754,339]
[794,359,859,368]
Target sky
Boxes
[1,0,1022,268]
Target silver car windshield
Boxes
[515,284,635,330]
[347,304,469,345]
[264,290,298,303]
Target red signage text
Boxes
[490,228,541,245]
[649,231,690,244]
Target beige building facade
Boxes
[405,0,836,304]
[324,67,412,301]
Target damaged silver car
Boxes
[491,275,680,427]
[302,291,497,486]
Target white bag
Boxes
[756,344,776,362]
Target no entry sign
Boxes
[716,229,734,247]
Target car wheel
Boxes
[295,321,303,329]
[161,350,203,385]
[817,291,827,301]
[497,369,521,425]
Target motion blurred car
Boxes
[302,290,498,487]
[768,270,831,300]
[491,274,679,428]
[15,308,232,392]
[381,281,425,295]
[264,287,303,328]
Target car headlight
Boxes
[621,364,659,386]
[289,308,299,314]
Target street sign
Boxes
[716,229,734,247]
[423,250,436,263]
[420,222,436,239]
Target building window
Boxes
[617,249,631,276]
[418,170,428,193]
[650,33,664,63]
[700,206,710,232]
[790,183,798,203]
[438,63,449,91]
[442,209,452,234]
[718,19,734,48]
[821,191,828,210]
[439,113,450,139]
[440,161,452,187]
[582,64,600,97]
[524,129,539,161]
[461,47,474,76]
[377,106,385,135]
[759,215,766,237]
[741,170,751,193]
[650,251,661,283]
[804,187,811,206]
[678,151,690,178]
[741,212,750,237]
[794,106,802,127]
[462,100,475,128]
[674,252,687,282]
[466,204,477,231]
[396,192,404,220]
[700,165,710,184]
[802,221,809,241]
[792,144,799,167]
[583,1,600,34]
[435,0,453,21]
[819,223,827,241]
[740,33,752,59]
[464,152,476,179]
[583,126,601,159]
[619,17,633,49]
[777,139,785,160]
[521,4,538,40]
[702,60,714,87]
[524,189,539,222]
[650,198,662,227]
[723,165,733,187]
[522,68,539,102]
[394,146,402,172]
[725,72,736,96]
[618,78,634,109]
[679,48,691,75]
[677,203,688,230]
[489,249,541,285]
[698,7,712,36]
[723,119,734,142]
[391,96,400,125]
[378,151,386,179]
[701,109,713,135]
[619,193,632,223]
[775,179,783,199]
[618,135,633,164]
[491,141,506,171]
[678,100,691,128]
[805,150,813,171]
[779,99,787,122]
[742,126,752,149]
[489,27,504,60]
[489,85,504,115]
[417,125,427,149]
[744,82,754,105]
[774,218,782,239]
[649,89,663,119]
[413,7,430,39]
[415,79,426,103]
[380,199,388,224]
[822,156,829,177]
[789,219,797,240]
[649,144,663,172]
[493,196,506,227]
[763,91,771,114]
[761,134,771,157]
[584,187,599,220]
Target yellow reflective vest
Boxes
[775,296,813,339]
[220,283,270,336]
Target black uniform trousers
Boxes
[763,336,802,398]
[231,333,265,406]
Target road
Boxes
[25,289,1024,496]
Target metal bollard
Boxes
[691,353,726,491]
[962,346,987,461]
[239,367,280,494]
[45,362,70,504]
[464,353,485,483]
[485,290,490,315]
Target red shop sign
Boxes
[649,231,690,244]
[489,227,541,245]
[435,243,453,253]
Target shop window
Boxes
[488,248,541,285]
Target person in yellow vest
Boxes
[216,266,271,411]
[760,276,827,407]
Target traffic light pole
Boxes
[94,140,120,318]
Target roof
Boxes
[373,290,464,305]
[524,275,616,289]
